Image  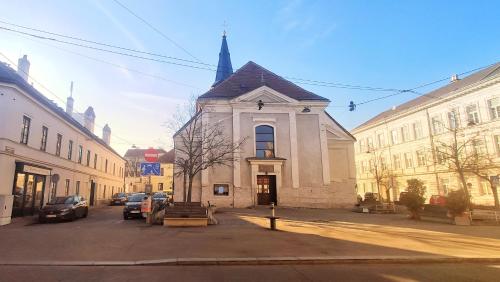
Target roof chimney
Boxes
[102,124,111,145]
[66,81,74,115]
[17,55,30,81]
[450,74,460,83]
[84,106,96,133]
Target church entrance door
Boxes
[257,175,277,205]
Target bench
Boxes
[164,202,208,227]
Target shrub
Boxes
[446,189,469,217]
[402,179,426,220]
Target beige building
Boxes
[352,63,500,206]
[173,35,356,208]
[124,148,174,194]
[0,56,125,225]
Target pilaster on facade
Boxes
[319,124,330,185]
[289,110,300,188]
[233,109,241,188]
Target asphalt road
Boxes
[1,263,499,282]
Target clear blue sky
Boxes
[1,0,499,155]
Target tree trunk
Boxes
[492,185,500,211]
[385,187,392,203]
[182,171,187,203]
[187,175,193,203]
[458,172,471,209]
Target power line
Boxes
[0,18,214,68]
[8,30,202,90]
[0,22,402,92]
[111,0,204,64]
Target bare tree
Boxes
[367,150,397,203]
[169,97,246,203]
[434,122,500,209]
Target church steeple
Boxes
[213,32,233,86]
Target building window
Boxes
[401,125,410,142]
[391,130,398,145]
[495,135,500,156]
[368,159,374,173]
[94,153,98,169]
[448,109,460,129]
[466,104,480,125]
[78,145,83,164]
[105,159,108,173]
[103,185,106,198]
[441,179,449,195]
[472,139,487,156]
[20,115,31,145]
[404,152,413,169]
[359,140,366,153]
[113,163,116,175]
[416,150,426,167]
[393,154,401,169]
[367,137,374,150]
[161,168,165,176]
[413,122,423,139]
[68,140,73,160]
[40,126,48,151]
[158,183,164,191]
[431,116,443,134]
[213,184,229,196]
[76,181,80,195]
[488,97,500,120]
[255,125,274,158]
[55,134,62,156]
[86,150,91,166]
[377,133,385,148]
[65,179,70,196]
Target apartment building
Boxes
[124,148,174,193]
[352,63,500,206]
[0,56,125,225]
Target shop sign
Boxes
[23,165,51,175]
[141,196,152,213]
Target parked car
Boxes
[123,193,146,220]
[39,195,88,223]
[364,192,380,202]
[429,195,447,206]
[152,192,168,203]
[111,193,127,205]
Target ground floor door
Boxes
[257,175,277,205]
[12,173,46,217]
[89,181,96,206]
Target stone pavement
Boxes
[0,206,499,264]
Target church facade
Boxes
[173,35,356,208]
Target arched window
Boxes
[255,125,274,158]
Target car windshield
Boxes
[49,196,73,205]
[113,193,125,197]
[153,193,166,198]
[128,194,145,202]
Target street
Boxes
[1,263,500,282]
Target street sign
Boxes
[144,148,159,163]
[140,162,161,176]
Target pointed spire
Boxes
[213,33,233,86]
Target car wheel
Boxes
[38,216,46,224]
[123,213,129,220]
[83,208,88,218]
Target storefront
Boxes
[12,162,51,217]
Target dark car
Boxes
[152,192,168,203]
[123,193,146,220]
[39,195,88,223]
[111,193,127,206]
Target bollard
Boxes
[266,202,279,231]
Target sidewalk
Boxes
[0,206,499,264]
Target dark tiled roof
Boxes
[199,61,329,102]
[158,149,174,163]
[0,62,124,160]
[123,148,168,158]
[353,62,500,131]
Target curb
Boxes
[1,256,500,266]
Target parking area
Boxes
[1,206,499,263]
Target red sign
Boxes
[144,148,159,162]
[141,197,152,213]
